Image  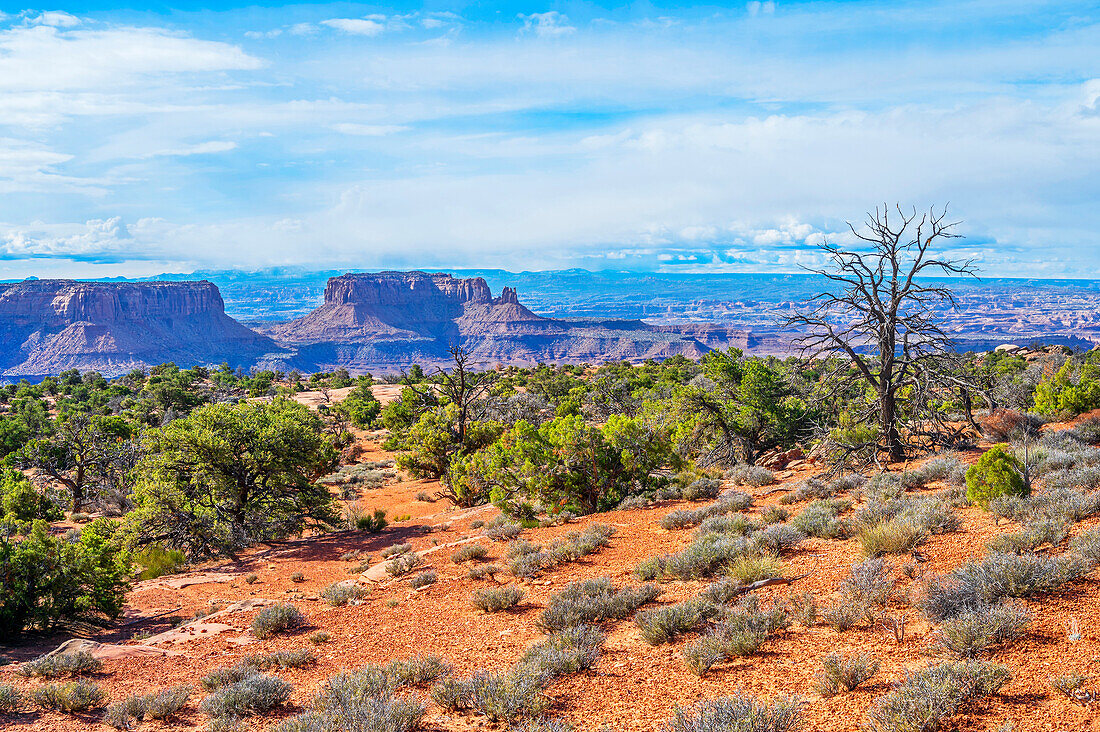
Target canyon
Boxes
[2,270,1097,378]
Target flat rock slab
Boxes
[140,622,237,645]
[47,639,180,660]
[140,598,277,646]
[135,571,243,591]
[361,536,485,582]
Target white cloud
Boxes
[332,123,407,136]
[320,18,385,36]
[28,10,81,27]
[746,2,776,17]
[519,12,576,38]
[0,25,261,92]
[143,140,238,158]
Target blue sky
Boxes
[1,1,1099,278]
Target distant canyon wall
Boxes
[0,279,280,378]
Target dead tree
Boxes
[785,205,978,462]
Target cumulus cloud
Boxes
[27,10,80,27]
[519,12,576,38]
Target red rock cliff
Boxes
[0,279,280,377]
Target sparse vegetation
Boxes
[321,581,370,606]
[866,661,1010,732]
[472,585,524,612]
[19,651,101,678]
[251,603,306,639]
[660,694,801,732]
[200,673,292,720]
[452,543,489,562]
[814,653,880,696]
[32,681,107,713]
[538,577,659,631]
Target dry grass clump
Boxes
[19,651,101,678]
[452,543,489,562]
[866,661,1010,732]
[32,681,106,713]
[508,524,616,578]
[661,493,753,530]
[538,577,659,631]
[471,585,524,612]
[321,582,370,606]
[199,674,292,720]
[409,570,437,588]
[635,599,718,645]
[386,552,422,577]
[859,519,926,557]
[814,653,880,696]
[934,603,1031,658]
[681,595,789,676]
[726,464,777,487]
[0,684,20,713]
[660,693,801,732]
[251,603,306,639]
[105,685,192,729]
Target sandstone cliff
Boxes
[261,272,737,371]
[0,279,281,378]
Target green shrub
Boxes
[468,563,503,580]
[104,685,191,728]
[244,649,316,670]
[380,542,411,558]
[251,603,305,639]
[791,499,849,539]
[273,662,426,732]
[0,518,130,635]
[133,545,187,580]
[965,445,1027,509]
[19,651,101,678]
[32,681,106,713]
[385,552,421,577]
[356,509,388,533]
[518,624,606,678]
[386,655,452,686]
[814,653,880,696]
[308,631,331,645]
[660,694,800,732]
[471,585,524,612]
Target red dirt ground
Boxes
[2,429,1099,731]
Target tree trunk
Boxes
[881,390,905,462]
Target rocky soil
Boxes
[2,422,1099,731]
